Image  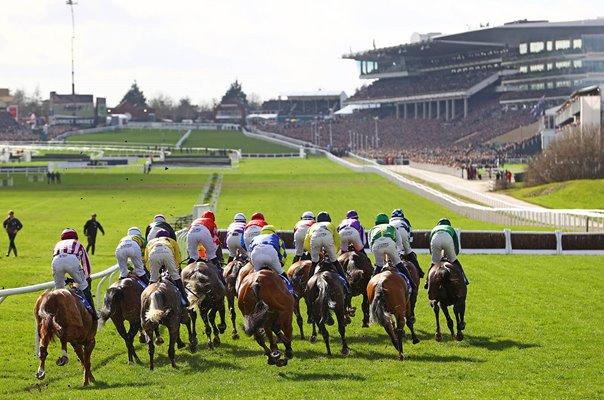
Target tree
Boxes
[149,93,175,120]
[221,80,248,106]
[121,81,147,107]
[247,92,263,111]
[174,97,198,121]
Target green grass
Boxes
[66,129,185,145]
[183,130,295,153]
[505,179,604,209]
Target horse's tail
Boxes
[433,264,451,289]
[291,265,307,288]
[243,280,269,336]
[146,291,168,323]
[37,309,62,343]
[98,286,123,330]
[370,280,392,327]
[317,276,335,326]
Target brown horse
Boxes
[223,255,247,340]
[306,260,350,356]
[427,259,467,341]
[34,289,97,386]
[338,250,373,327]
[182,261,226,349]
[287,259,314,340]
[98,277,163,364]
[367,262,418,361]
[235,261,255,294]
[238,269,294,366]
[141,280,196,370]
[401,259,420,324]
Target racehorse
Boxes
[182,260,227,349]
[367,261,418,361]
[223,254,247,340]
[141,280,197,370]
[98,276,163,364]
[338,249,373,327]
[34,289,97,386]
[287,259,314,340]
[401,259,420,324]
[238,269,294,367]
[427,259,467,341]
[306,260,350,356]
[235,261,255,294]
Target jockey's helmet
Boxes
[234,213,247,223]
[301,211,315,220]
[156,229,170,238]
[153,214,166,222]
[437,218,451,226]
[346,210,358,219]
[317,211,331,222]
[375,213,389,225]
[128,227,142,236]
[261,225,277,235]
[391,209,404,218]
[61,228,78,240]
[201,210,215,221]
[251,212,265,221]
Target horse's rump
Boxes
[369,279,392,326]
[429,262,466,302]
[35,289,91,341]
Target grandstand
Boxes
[260,91,347,122]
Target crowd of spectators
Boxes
[0,112,36,141]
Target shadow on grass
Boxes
[276,371,365,381]
[465,335,540,351]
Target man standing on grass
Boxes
[83,213,105,255]
[3,210,22,257]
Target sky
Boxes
[2,0,603,107]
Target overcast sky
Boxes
[2,1,603,106]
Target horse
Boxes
[98,276,163,364]
[338,249,373,327]
[287,259,314,340]
[182,260,226,349]
[367,261,419,361]
[223,255,247,340]
[401,259,420,324]
[427,259,467,341]
[238,269,294,366]
[235,261,255,294]
[34,289,97,386]
[140,280,196,370]
[305,260,350,356]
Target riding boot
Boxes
[137,273,150,285]
[424,263,435,289]
[188,258,196,265]
[407,251,425,278]
[453,259,470,285]
[396,262,417,292]
[374,264,382,275]
[82,288,98,320]
[332,260,350,292]
[210,257,226,285]
[311,261,318,276]
[173,278,190,307]
[227,256,234,264]
[292,255,301,264]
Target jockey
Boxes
[187,210,223,275]
[243,212,267,251]
[145,214,176,241]
[51,228,97,318]
[337,210,367,253]
[145,229,189,306]
[115,226,149,284]
[369,213,417,293]
[225,212,247,263]
[292,211,315,263]
[425,218,469,288]
[390,209,424,278]
[304,211,349,289]
[249,225,291,289]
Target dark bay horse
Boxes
[99,277,163,364]
[34,289,97,386]
[223,255,247,340]
[182,260,226,349]
[141,280,196,370]
[287,259,314,340]
[427,259,467,341]
[238,269,294,367]
[338,250,373,327]
[401,259,420,324]
[306,260,350,356]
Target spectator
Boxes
[3,210,23,257]
[83,213,105,255]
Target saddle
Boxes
[69,288,96,317]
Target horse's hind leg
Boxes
[145,328,156,370]
[406,314,420,345]
[227,293,239,340]
[200,308,214,349]
[454,299,466,341]
[168,323,178,368]
[318,323,332,356]
[432,303,443,342]
[335,309,350,356]
[395,315,406,360]
[293,298,305,340]
[361,290,370,328]
[83,339,96,385]
[182,310,198,353]
[56,339,69,366]
[35,329,50,380]
[126,321,141,363]
[441,305,455,339]
[209,308,222,346]
[114,318,135,364]
[217,301,227,334]
[253,329,277,366]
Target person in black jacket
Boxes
[3,210,23,257]
[83,213,105,255]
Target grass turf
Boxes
[504,179,604,210]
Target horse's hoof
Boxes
[155,337,164,345]
[398,353,405,361]
[56,356,69,366]
[341,348,350,357]
[413,337,420,344]
[207,342,214,350]
[267,356,276,365]
[35,371,45,380]
[177,340,186,349]
[309,335,317,344]
[408,316,416,324]
[362,322,369,328]
[276,358,288,367]
[285,349,293,359]
[435,333,442,342]
[456,332,464,341]
[218,323,226,334]
[232,332,240,340]
[189,343,198,353]
[213,336,221,346]
[306,317,313,324]
[460,322,466,331]
[139,335,146,344]
[348,307,356,317]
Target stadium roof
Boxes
[280,91,346,100]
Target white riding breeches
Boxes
[339,227,364,252]
[309,228,338,263]
[371,236,401,267]
[250,244,283,275]
[115,239,146,278]
[148,243,180,282]
[293,225,310,257]
[243,225,262,250]
[430,231,457,264]
[226,232,246,258]
[187,224,218,260]
[52,253,88,291]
